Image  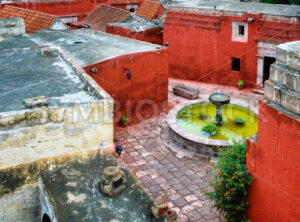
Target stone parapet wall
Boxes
[264,41,300,115]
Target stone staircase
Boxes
[264,41,300,115]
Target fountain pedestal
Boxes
[209,93,230,126]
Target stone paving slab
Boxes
[115,80,262,221]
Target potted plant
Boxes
[234,117,246,126]
[201,124,218,136]
[120,115,128,128]
[237,80,244,90]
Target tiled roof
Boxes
[110,0,139,5]
[0,6,59,34]
[136,0,161,20]
[74,4,130,32]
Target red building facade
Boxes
[164,4,300,88]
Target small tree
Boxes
[204,141,253,222]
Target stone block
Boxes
[23,96,48,109]
[173,85,199,100]
[280,90,300,114]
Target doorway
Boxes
[42,214,51,222]
[263,56,276,85]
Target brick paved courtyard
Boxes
[115,79,262,222]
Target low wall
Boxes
[106,25,163,45]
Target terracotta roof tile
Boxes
[75,4,130,32]
[110,0,139,5]
[136,0,161,20]
[0,6,60,34]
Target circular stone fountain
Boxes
[166,93,258,158]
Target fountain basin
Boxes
[167,99,258,158]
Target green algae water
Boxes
[176,103,258,141]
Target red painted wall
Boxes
[83,48,169,123]
[164,11,300,87]
[0,0,107,21]
[110,4,127,10]
[247,100,300,222]
[106,24,163,45]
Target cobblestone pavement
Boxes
[115,79,262,222]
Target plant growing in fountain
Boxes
[234,118,246,126]
[176,106,195,120]
[201,124,218,136]
[204,141,253,222]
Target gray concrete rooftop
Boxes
[111,15,162,31]
[40,155,168,222]
[31,29,163,66]
[170,0,300,17]
[0,46,97,113]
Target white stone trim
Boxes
[256,41,278,86]
[232,21,248,43]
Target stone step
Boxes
[264,79,300,114]
[276,41,300,71]
[270,63,300,93]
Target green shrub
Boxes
[201,124,218,136]
[176,107,195,120]
[204,141,253,222]
[121,115,128,122]
[237,80,244,86]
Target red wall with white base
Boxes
[247,100,300,222]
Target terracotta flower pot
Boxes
[238,85,244,90]
[120,120,128,128]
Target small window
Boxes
[232,58,240,71]
[239,25,245,35]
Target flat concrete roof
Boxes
[31,29,163,66]
[0,46,97,113]
[110,14,162,31]
[169,0,300,17]
[0,35,37,49]
[40,155,168,222]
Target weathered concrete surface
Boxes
[39,155,169,222]
[0,36,114,171]
[31,29,164,67]
[0,184,40,222]
[0,47,97,112]
[170,0,300,17]
[0,17,25,38]
[0,146,113,197]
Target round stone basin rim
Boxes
[167,99,258,147]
